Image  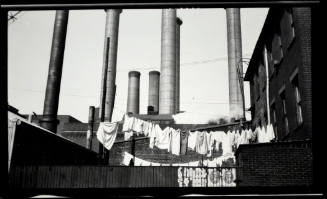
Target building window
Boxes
[280,90,289,134]
[281,8,295,50]
[292,74,303,125]
[271,102,278,140]
[272,27,283,69]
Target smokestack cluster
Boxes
[226,8,244,120]
[148,71,160,114]
[99,9,122,122]
[40,10,69,133]
[127,71,141,114]
[159,9,177,114]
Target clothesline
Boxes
[96,113,276,157]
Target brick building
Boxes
[236,6,313,186]
[244,7,312,141]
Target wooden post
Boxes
[86,106,95,150]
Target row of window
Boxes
[269,72,302,139]
[266,8,295,78]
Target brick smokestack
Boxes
[175,17,182,113]
[127,71,141,114]
[148,71,160,114]
[99,9,122,122]
[159,9,177,114]
[226,8,244,120]
[39,10,69,133]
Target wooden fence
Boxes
[9,166,237,188]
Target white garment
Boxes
[122,114,134,132]
[211,131,225,152]
[234,130,241,148]
[124,131,133,141]
[147,123,156,138]
[222,132,233,156]
[187,131,198,150]
[148,123,157,149]
[240,129,248,144]
[141,121,150,136]
[246,129,253,141]
[122,152,134,166]
[257,126,266,143]
[96,122,118,150]
[155,126,170,150]
[168,128,181,155]
[131,118,143,135]
[266,124,275,142]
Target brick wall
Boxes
[235,140,312,186]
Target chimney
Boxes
[226,8,244,120]
[39,10,69,133]
[127,71,141,114]
[175,17,183,113]
[99,9,122,122]
[159,9,177,114]
[148,71,160,114]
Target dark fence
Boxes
[10,120,103,166]
[8,165,237,188]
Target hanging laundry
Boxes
[195,131,208,155]
[96,122,119,150]
[206,131,213,157]
[257,126,266,143]
[132,117,143,135]
[187,131,198,151]
[222,131,233,156]
[148,123,159,149]
[141,121,150,136]
[168,128,181,155]
[121,152,134,166]
[180,131,189,155]
[266,124,275,142]
[122,114,135,132]
[124,131,133,141]
[234,130,241,148]
[155,126,170,150]
[211,131,225,152]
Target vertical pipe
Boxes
[226,8,244,121]
[99,37,110,122]
[127,71,141,114]
[148,71,160,113]
[100,9,122,122]
[263,46,271,125]
[87,106,95,150]
[39,10,69,133]
[159,9,177,114]
[175,17,183,113]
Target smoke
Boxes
[172,112,230,124]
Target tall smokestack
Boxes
[127,71,141,114]
[159,9,177,114]
[226,8,244,120]
[175,17,182,113]
[148,71,160,114]
[39,10,69,133]
[99,9,122,122]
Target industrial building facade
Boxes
[244,7,312,141]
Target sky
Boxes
[8,8,269,123]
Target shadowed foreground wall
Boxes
[235,140,312,186]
